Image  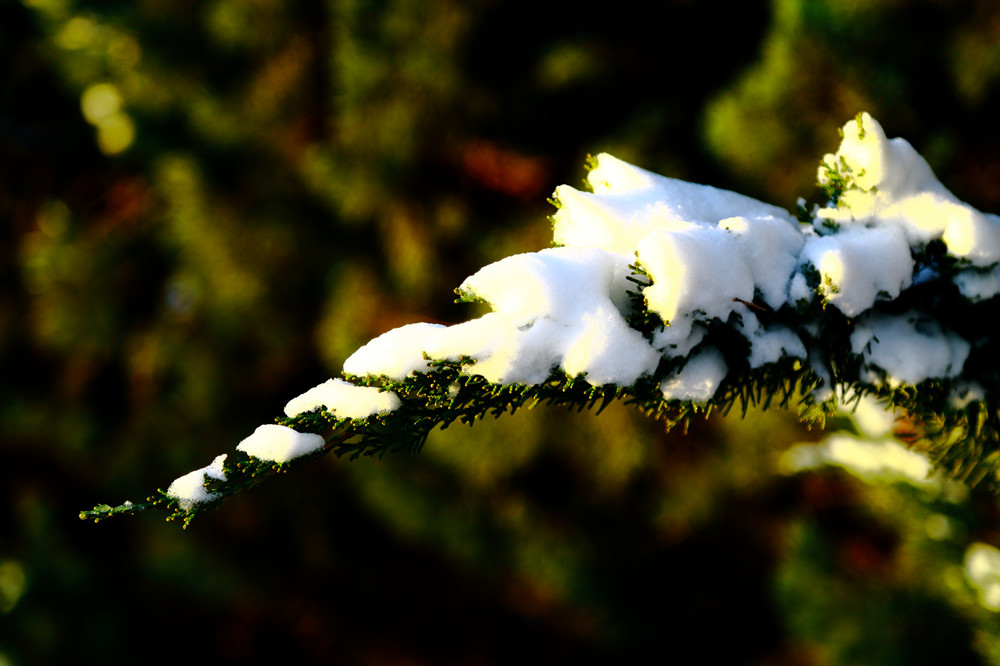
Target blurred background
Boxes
[4,0,1000,663]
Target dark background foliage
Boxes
[4,0,1000,663]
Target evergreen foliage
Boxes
[10,1,1000,664]
[82,114,1000,527]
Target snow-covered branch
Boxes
[82,113,1000,527]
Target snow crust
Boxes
[166,454,228,510]
[236,424,326,463]
[285,378,401,419]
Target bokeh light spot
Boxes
[55,15,98,50]
[0,560,27,613]
[96,113,136,155]
[81,82,122,124]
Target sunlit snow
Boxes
[781,431,936,488]
[799,225,912,317]
[236,424,325,464]
[346,247,660,385]
[818,112,1000,289]
[166,454,227,510]
[346,116,990,405]
[169,113,998,486]
[285,378,401,419]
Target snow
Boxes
[955,264,1000,301]
[552,153,794,255]
[635,215,803,343]
[554,155,803,348]
[166,454,227,510]
[719,215,806,309]
[458,246,634,326]
[779,391,953,491]
[851,394,898,438]
[457,247,659,384]
[799,225,912,317]
[734,307,806,368]
[652,322,706,357]
[781,434,935,487]
[236,424,326,463]
[817,112,1000,267]
[344,322,450,379]
[347,247,660,385]
[285,378,401,419]
[345,119,990,403]
[951,382,986,409]
[165,113,999,512]
[559,303,661,385]
[660,347,728,402]
[850,312,970,387]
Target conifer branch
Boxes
[82,113,1000,527]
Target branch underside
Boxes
[81,349,1000,528]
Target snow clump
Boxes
[346,247,661,385]
[235,424,326,464]
[166,454,228,511]
[349,154,812,396]
[850,312,971,387]
[348,114,991,403]
[284,378,401,419]
[816,112,1000,293]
